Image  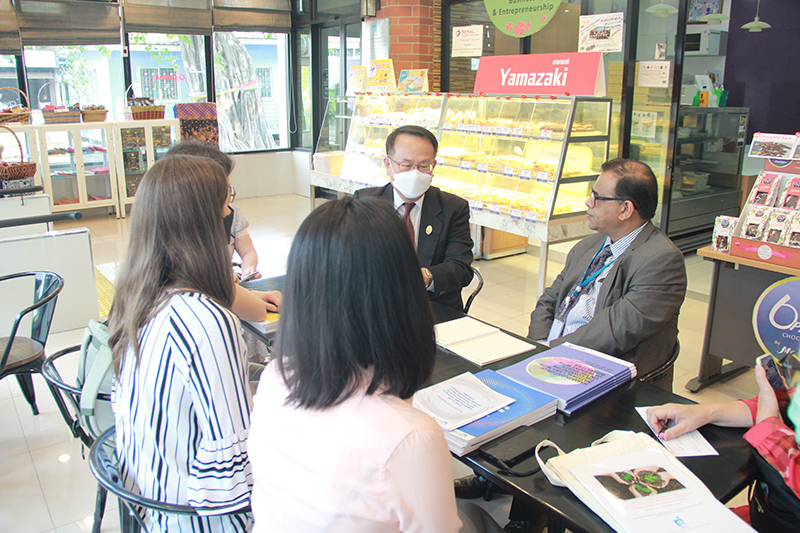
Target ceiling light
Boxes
[646,1,678,17]
[742,0,771,32]
[698,13,729,23]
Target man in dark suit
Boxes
[354,125,474,311]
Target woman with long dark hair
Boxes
[109,155,252,532]
[248,197,502,532]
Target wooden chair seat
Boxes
[0,336,44,369]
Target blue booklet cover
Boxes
[447,369,557,451]
[497,342,635,413]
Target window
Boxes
[140,67,178,102]
[23,45,124,122]
[213,32,290,151]
[255,67,273,99]
[128,33,207,118]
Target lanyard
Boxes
[576,243,616,292]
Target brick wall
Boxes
[375,0,438,88]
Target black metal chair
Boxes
[89,427,251,533]
[42,344,114,533]
[0,271,72,417]
[464,265,484,315]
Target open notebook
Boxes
[435,316,537,366]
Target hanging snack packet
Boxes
[712,216,737,252]
[741,207,770,240]
[781,177,800,210]
[785,213,800,248]
[748,172,782,206]
[763,209,793,244]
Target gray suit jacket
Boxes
[528,221,686,377]
[353,184,474,311]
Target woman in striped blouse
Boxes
[109,155,253,532]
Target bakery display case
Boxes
[112,119,180,216]
[664,107,749,251]
[312,92,612,293]
[38,123,118,214]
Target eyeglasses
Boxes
[388,158,434,174]
[229,185,236,202]
[589,189,626,206]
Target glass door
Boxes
[81,127,113,204]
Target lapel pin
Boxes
[426,225,433,235]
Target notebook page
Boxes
[447,330,537,366]
[435,316,498,346]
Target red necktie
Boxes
[403,202,416,243]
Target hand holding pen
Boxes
[646,404,707,441]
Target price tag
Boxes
[460,161,471,170]
[442,122,453,131]
[466,124,482,133]
[390,118,401,127]
[490,204,501,214]
[353,145,365,154]
[520,170,532,181]
[435,156,444,165]
[511,209,522,220]
[512,127,523,137]
[525,211,538,223]
[482,125,493,134]
[540,129,552,141]
[473,200,484,211]
[503,166,514,177]
[536,171,550,182]
[477,163,488,173]
[353,116,364,125]
[495,126,511,136]
[369,117,380,125]
[456,123,467,132]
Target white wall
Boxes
[229,150,312,199]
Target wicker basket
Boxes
[0,87,31,125]
[81,109,108,122]
[43,109,82,124]
[124,105,165,121]
[0,124,37,181]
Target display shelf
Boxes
[37,123,117,214]
[665,107,749,252]
[112,119,180,216]
[313,92,612,295]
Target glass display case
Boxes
[38,123,118,214]
[112,119,180,216]
[337,93,611,224]
[663,107,749,251]
[0,124,41,186]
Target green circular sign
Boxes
[484,0,562,38]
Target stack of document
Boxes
[499,342,636,415]
[413,370,557,456]
[435,316,537,366]
[251,312,280,334]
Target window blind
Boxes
[16,0,121,46]
[123,0,212,35]
[0,0,21,55]
[212,0,291,32]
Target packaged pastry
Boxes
[741,207,770,240]
[748,172,782,206]
[762,209,793,244]
[785,214,800,248]
[780,177,800,210]
[712,216,737,252]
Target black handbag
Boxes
[749,451,800,533]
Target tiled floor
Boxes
[1,194,758,532]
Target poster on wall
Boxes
[483,0,561,38]
[688,0,723,23]
[452,25,484,57]
[752,277,800,361]
[578,12,623,53]
[637,61,671,88]
[631,110,658,139]
[748,132,798,159]
[362,18,390,69]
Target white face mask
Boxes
[391,169,432,200]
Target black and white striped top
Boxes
[112,292,253,532]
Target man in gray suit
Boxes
[528,158,686,391]
[354,125,474,311]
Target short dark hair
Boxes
[602,158,659,220]
[276,196,436,409]
[385,125,438,158]
[167,140,235,176]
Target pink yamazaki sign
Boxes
[473,52,605,96]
